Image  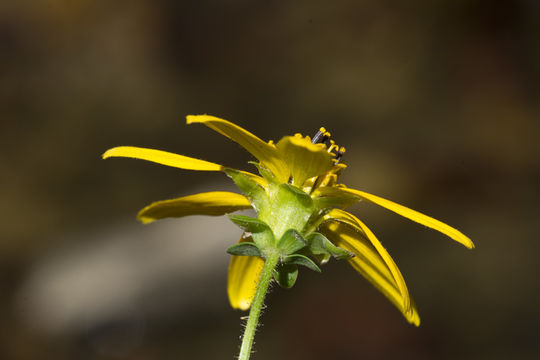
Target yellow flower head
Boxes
[103,115,474,326]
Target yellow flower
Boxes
[103,115,474,326]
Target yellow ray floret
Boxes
[325,209,412,316]
[321,221,420,325]
[137,191,252,224]
[103,146,224,171]
[228,235,265,310]
[186,115,290,182]
[320,186,474,249]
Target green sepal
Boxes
[228,214,270,232]
[274,184,313,226]
[303,208,330,235]
[306,232,354,260]
[225,168,267,213]
[227,215,275,248]
[314,253,332,265]
[226,242,262,257]
[249,161,279,184]
[258,182,315,239]
[312,186,360,210]
[279,183,314,210]
[284,254,321,273]
[273,263,298,288]
[313,193,360,210]
[277,229,307,255]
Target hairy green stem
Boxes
[237,251,280,360]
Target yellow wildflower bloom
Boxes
[103,115,474,326]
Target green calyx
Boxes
[226,162,356,289]
[226,215,353,289]
[273,264,298,288]
[228,215,275,249]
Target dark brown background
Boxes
[1,1,539,359]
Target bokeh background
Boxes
[1,1,539,359]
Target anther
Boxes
[327,141,338,154]
[311,127,328,144]
[321,131,331,146]
[335,146,346,163]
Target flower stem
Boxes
[237,251,280,360]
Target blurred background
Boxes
[1,0,539,359]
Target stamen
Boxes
[318,173,338,188]
[327,141,338,154]
[322,131,332,146]
[311,127,328,144]
[335,146,346,163]
[312,127,344,164]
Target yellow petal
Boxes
[337,187,474,249]
[325,209,412,315]
[228,235,265,310]
[275,135,335,186]
[137,191,252,224]
[321,221,420,325]
[103,146,224,171]
[322,222,394,283]
[186,115,290,182]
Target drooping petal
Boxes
[324,209,412,315]
[228,235,265,310]
[137,191,252,224]
[186,115,290,182]
[321,221,420,325]
[103,146,224,171]
[275,135,334,186]
[325,186,474,249]
[322,222,394,283]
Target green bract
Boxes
[273,264,298,288]
[226,165,353,289]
